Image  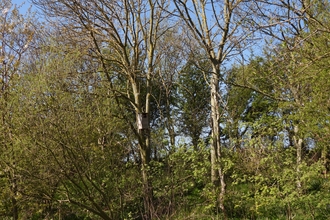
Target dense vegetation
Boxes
[1,0,330,219]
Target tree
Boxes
[178,58,210,149]
[173,0,257,214]
[223,49,330,219]
[226,14,330,215]
[0,1,35,218]
[15,34,144,219]
[31,0,173,218]
[147,28,185,153]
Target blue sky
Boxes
[11,0,35,14]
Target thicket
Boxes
[1,0,330,219]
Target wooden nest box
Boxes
[137,113,149,130]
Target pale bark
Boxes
[210,63,226,215]
[174,0,250,214]
[210,65,220,183]
[293,125,303,190]
[31,0,168,218]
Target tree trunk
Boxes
[139,129,153,220]
[293,125,303,190]
[210,65,226,217]
[210,72,219,186]
[133,79,153,219]
[139,117,153,219]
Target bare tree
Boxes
[32,0,172,218]
[173,0,257,215]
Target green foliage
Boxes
[2,0,330,219]
[178,59,210,148]
[149,142,213,218]
[228,143,330,220]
